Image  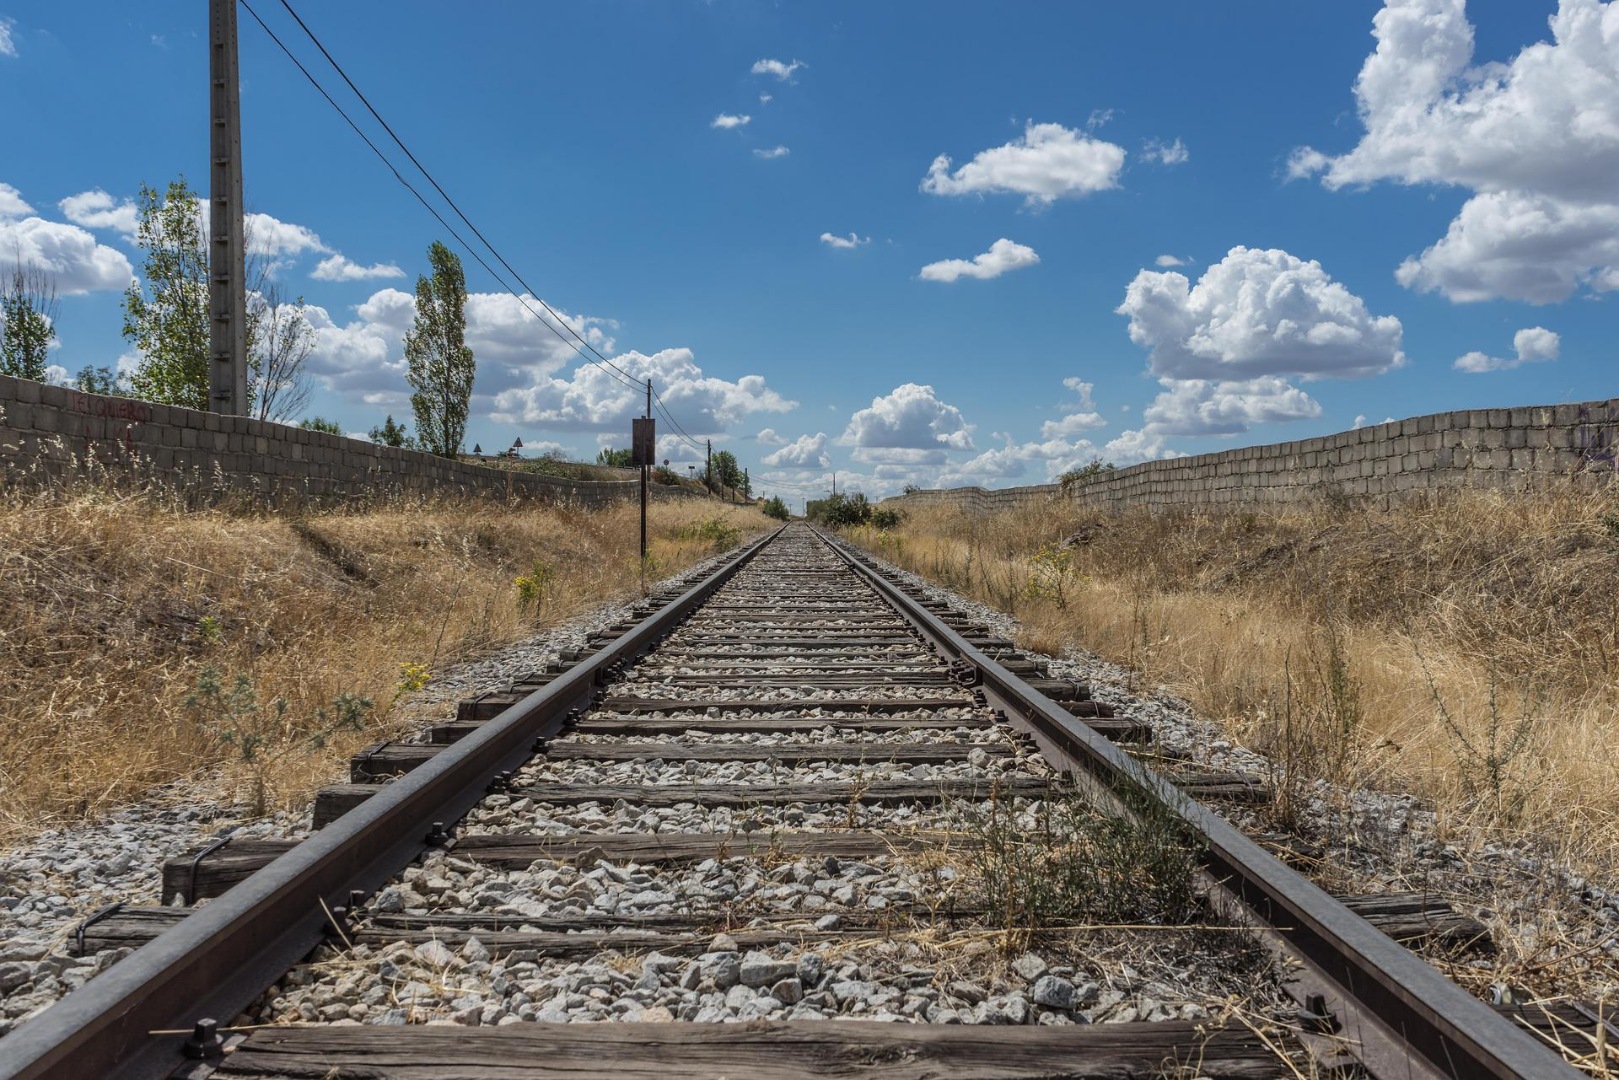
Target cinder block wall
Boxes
[886,398,1619,515]
[0,374,698,507]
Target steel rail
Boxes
[823,531,1580,1080]
[0,528,781,1080]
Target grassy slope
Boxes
[0,493,770,838]
[849,488,1619,875]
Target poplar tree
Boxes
[0,262,57,382]
[404,241,475,458]
[122,179,211,409]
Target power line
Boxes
[247,0,750,463]
[239,0,643,393]
[271,0,646,391]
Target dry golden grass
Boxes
[848,485,1619,880]
[0,489,770,839]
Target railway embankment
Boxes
[844,486,1619,1008]
[0,489,770,837]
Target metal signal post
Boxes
[632,381,655,573]
[209,0,248,415]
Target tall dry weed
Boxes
[0,488,769,838]
[846,484,1619,880]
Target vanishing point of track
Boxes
[0,524,1588,1079]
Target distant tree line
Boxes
[3,175,480,460]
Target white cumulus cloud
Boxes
[311,254,406,282]
[302,287,619,406]
[753,145,790,159]
[492,348,794,435]
[0,212,133,295]
[0,182,32,219]
[1039,379,1106,437]
[841,383,975,451]
[1115,246,1402,444]
[245,212,329,258]
[921,121,1126,206]
[711,113,752,130]
[755,427,788,446]
[751,58,805,80]
[1154,254,1189,268]
[820,232,869,249]
[1292,0,1619,302]
[919,238,1039,283]
[1117,245,1406,382]
[1140,376,1323,437]
[59,190,138,238]
[762,432,831,469]
[0,18,17,59]
[1454,325,1562,373]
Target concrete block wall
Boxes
[885,397,1619,515]
[0,374,699,507]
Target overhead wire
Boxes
[247,0,770,471]
[270,0,654,394]
[238,0,644,395]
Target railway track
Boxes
[0,524,1595,1079]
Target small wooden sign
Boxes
[631,418,656,466]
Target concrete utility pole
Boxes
[209,0,248,416]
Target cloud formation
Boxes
[1117,246,1406,382]
[1291,0,1619,302]
[1039,379,1106,437]
[1154,254,1188,268]
[762,432,831,469]
[841,383,975,451]
[311,254,406,281]
[819,232,869,249]
[303,287,619,406]
[59,190,138,237]
[1141,137,1189,166]
[921,122,1126,206]
[1111,246,1403,448]
[0,18,17,59]
[492,348,794,435]
[0,182,31,219]
[0,183,134,294]
[919,238,1039,282]
[753,145,790,159]
[751,58,805,80]
[1454,326,1561,373]
[711,113,751,129]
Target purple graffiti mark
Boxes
[1574,404,1617,473]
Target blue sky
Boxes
[1,1,1615,501]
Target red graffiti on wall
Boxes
[69,391,152,462]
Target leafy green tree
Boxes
[761,495,790,521]
[122,179,212,409]
[299,416,343,435]
[404,241,475,458]
[596,447,633,467]
[809,491,872,526]
[369,415,413,448]
[0,262,58,381]
[73,366,128,396]
[712,449,743,491]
